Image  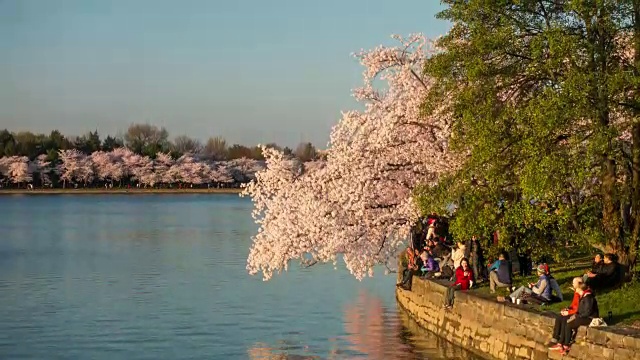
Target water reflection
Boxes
[248,289,479,360]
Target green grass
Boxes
[472,259,640,326]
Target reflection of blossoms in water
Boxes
[247,342,320,360]
[343,290,415,359]
[247,290,479,360]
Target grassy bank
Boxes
[474,257,640,328]
[0,188,243,195]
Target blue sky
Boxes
[0,0,450,148]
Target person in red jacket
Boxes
[548,277,583,348]
[444,258,474,309]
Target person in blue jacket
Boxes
[488,253,513,293]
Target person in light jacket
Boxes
[509,264,553,304]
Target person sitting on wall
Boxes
[548,282,599,356]
[443,258,474,309]
[584,253,618,290]
[397,247,418,290]
[547,277,583,349]
[508,264,554,304]
[420,248,440,278]
[488,253,513,293]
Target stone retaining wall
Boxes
[396,271,640,359]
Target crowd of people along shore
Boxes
[397,214,624,356]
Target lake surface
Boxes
[0,194,479,360]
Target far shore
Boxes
[0,188,243,195]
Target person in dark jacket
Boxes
[469,235,485,282]
[585,253,618,290]
[582,253,603,282]
[548,277,583,348]
[548,283,599,355]
[488,253,513,293]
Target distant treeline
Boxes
[0,123,320,162]
[0,123,322,189]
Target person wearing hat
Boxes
[507,264,553,304]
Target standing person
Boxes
[548,283,599,355]
[517,250,532,277]
[443,258,474,309]
[469,235,485,282]
[451,242,467,269]
[425,213,438,240]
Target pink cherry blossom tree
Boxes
[31,154,52,187]
[243,34,459,281]
[0,157,11,186]
[208,162,235,185]
[58,149,85,188]
[8,156,32,186]
[91,151,112,184]
[154,152,174,187]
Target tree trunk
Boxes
[631,122,640,271]
[628,0,640,274]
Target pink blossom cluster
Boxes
[243,34,460,281]
[0,156,32,184]
[0,149,264,187]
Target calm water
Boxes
[0,194,479,360]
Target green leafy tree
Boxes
[419,1,639,268]
[101,135,124,151]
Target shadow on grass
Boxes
[611,310,640,325]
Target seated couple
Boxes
[547,277,599,356]
[397,248,419,290]
[583,253,620,291]
[398,246,441,290]
[496,263,563,305]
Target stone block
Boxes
[622,335,640,350]
[531,349,548,360]
[517,346,531,358]
[613,347,637,360]
[601,346,615,359]
[586,328,610,346]
[547,350,565,360]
